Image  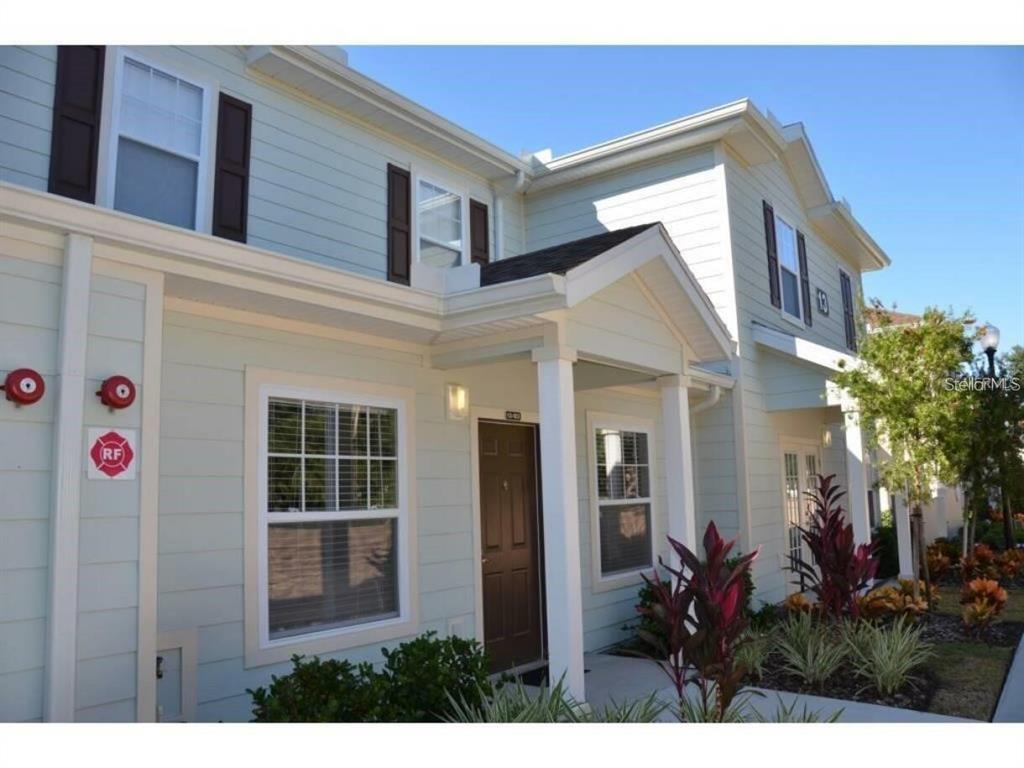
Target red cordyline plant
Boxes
[788,474,879,619]
[636,521,758,720]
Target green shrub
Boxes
[377,631,492,721]
[872,525,900,579]
[841,618,933,696]
[248,631,491,722]
[749,601,782,629]
[249,655,383,722]
[775,612,847,690]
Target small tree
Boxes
[834,303,974,597]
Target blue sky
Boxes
[349,46,1024,352]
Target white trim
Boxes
[585,411,657,593]
[92,258,164,723]
[468,406,541,646]
[156,628,198,723]
[99,47,217,234]
[43,233,93,722]
[243,367,418,667]
[751,321,858,372]
[245,46,529,181]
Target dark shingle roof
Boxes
[480,224,658,287]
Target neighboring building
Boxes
[0,45,889,722]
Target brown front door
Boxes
[478,420,543,672]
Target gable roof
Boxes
[480,224,658,286]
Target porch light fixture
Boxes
[822,425,833,448]
[446,383,468,421]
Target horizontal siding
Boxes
[154,298,688,718]
[72,274,149,721]
[524,148,733,314]
[0,227,62,722]
[722,148,871,605]
[0,46,56,192]
[0,45,525,283]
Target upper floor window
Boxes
[775,214,802,321]
[417,179,463,268]
[109,53,210,230]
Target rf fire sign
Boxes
[87,428,138,480]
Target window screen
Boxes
[775,216,802,319]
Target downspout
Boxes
[513,169,531,255]
[689,385,721,415]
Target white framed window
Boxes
[103,49,214,231]
[774,214,803,321]
[587,412,656,590]
[417,177,465,268]
[245,369,417,666]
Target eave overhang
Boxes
[245,46,531,184]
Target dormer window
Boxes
[417,179,464,267]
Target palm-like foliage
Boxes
[788,474,879,618]
[636,521,758,719]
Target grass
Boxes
[924,585,1022,720]
[926,642,1014,720]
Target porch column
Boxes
[658,376,697,558]
[532,345,586,701]
[894,494,915,578]
[843,409,871,546]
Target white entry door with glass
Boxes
[781,441,821,594]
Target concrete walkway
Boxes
[583,653,968,723]
[993,632,1024,722]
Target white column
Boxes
[659,376,697,559]
[843,409,871,546]
[45,233,93,722]
[895,495,915,578]
[532,345,585,702]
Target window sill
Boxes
[245,613,418,669]
[591,567,651,595]
[777,307,806,330]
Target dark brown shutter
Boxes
[387,164,411,284]
[48,46,105,203]
[212,93,252,243]
[762,200,781,309]
[469,199,490,265]
[796,230,812,327]
[840,271,857,351]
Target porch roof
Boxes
[480,224,658,286]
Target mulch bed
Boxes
[750,649,936,713]
[917,612,1024,647]
[747,615,1024,716]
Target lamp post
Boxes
[982,324,1000,378]
[980,324,1012,549]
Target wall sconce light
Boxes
[446,383,468,421]
[822,425,833,448]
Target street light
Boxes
[981,323,1000,377]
